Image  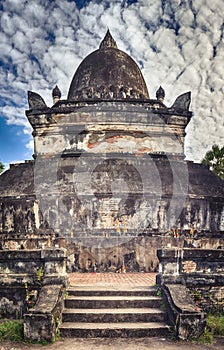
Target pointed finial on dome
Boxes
[99,30,118,50]
[156,86,165,102]
[52,85,61,104]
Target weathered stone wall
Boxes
[0,101,224,238]
[21,99,223,237]
[0,249,67,318]
[66,236,184,273]
[28,102,190,157]
[189,285,224,314]
[0,249,67,276]
[24,284,65,342]
[157,248,224,277]
[0,235,223,273]
[65,236,224,273]
[161,283,206,340]
[1,188,223,238]
[0,197,39,234]
[32,155,224,236]
[157,248,224,313]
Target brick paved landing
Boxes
[69,273,156,287]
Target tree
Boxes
[0,161,4,174]
[201,144,224,180]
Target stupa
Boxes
[0,31,223,271]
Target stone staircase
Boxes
[59,285,170,338]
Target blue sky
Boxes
[0,117,32,167]
[0,0,224,169]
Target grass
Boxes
[0,319,61,344]
[0,319,24,342]
[206,313,224,336]
[194,329,214,344]
[193,313,224,344]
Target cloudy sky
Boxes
[0,0,223,168]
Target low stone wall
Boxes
[24,284,65,342]
[156,248,224,338]
[161,284,206,340]
[0,249,67,318]
[65,235,224,273]
[1,234,224,273]
[66,235,185,273]
[157,248,224,287]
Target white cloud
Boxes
[0,0,223,163]
[25,139,34,152]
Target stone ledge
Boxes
[162,284,206,340]
[183,249,224,261]
[184,273,224,287]
[158,248,224,261]
[164,284,200,313]
[0,249,67,275]
[0,274,34,286]
[24,284,65,342]
[43,274,68,287]
[29,285,63,314]
[0,248,67,261]
[156,272,224,287]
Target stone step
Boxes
[64,295,163,309]
[60,285,168,338]
[62,307,166,323]
[67,286,158,297]
[59,321,170,338]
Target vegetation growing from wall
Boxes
[186,285,224,343]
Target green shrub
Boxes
[0,320,24,342]
[191,313,224,344]
[206,313,224,336]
